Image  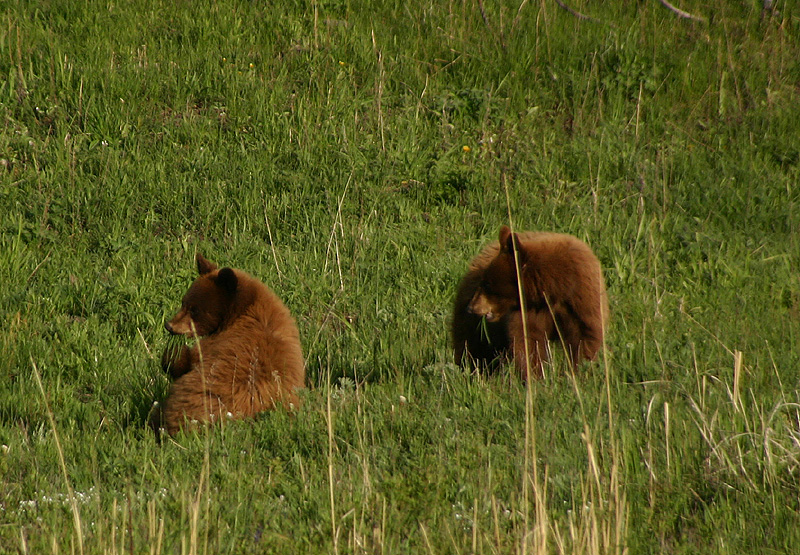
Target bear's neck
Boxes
[518,268,546,308]
[219,277,261,329]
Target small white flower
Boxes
[399,395,407,404]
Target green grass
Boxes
[1,0,799,552]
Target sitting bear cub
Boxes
[452,226,609,379]
[158,254,305,435]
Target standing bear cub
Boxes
[452,226,609,379]
[158,254,305,435]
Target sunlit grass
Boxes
[1,0,799,553]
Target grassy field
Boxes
[1,0,799,552]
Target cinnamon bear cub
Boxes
[158,254,305,435]
[452,226,608,379]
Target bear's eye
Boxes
[481,281,494,295]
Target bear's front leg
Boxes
[507,311,551,380]
[161,343,192,379]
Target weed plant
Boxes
[1,0,799,553]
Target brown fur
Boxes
[452,226,609,379]
[157,254,305,435]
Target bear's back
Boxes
[198,272,305,411]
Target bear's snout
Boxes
[467,304,490,319]
[164,311,204,337]
[467,294,490,317]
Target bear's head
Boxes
[164,254,239,337]
[467,226,525,322]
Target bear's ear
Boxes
[196,253,218,275]
[215,267,238,294]
[499,226,525,263]
[499,226,512,251]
